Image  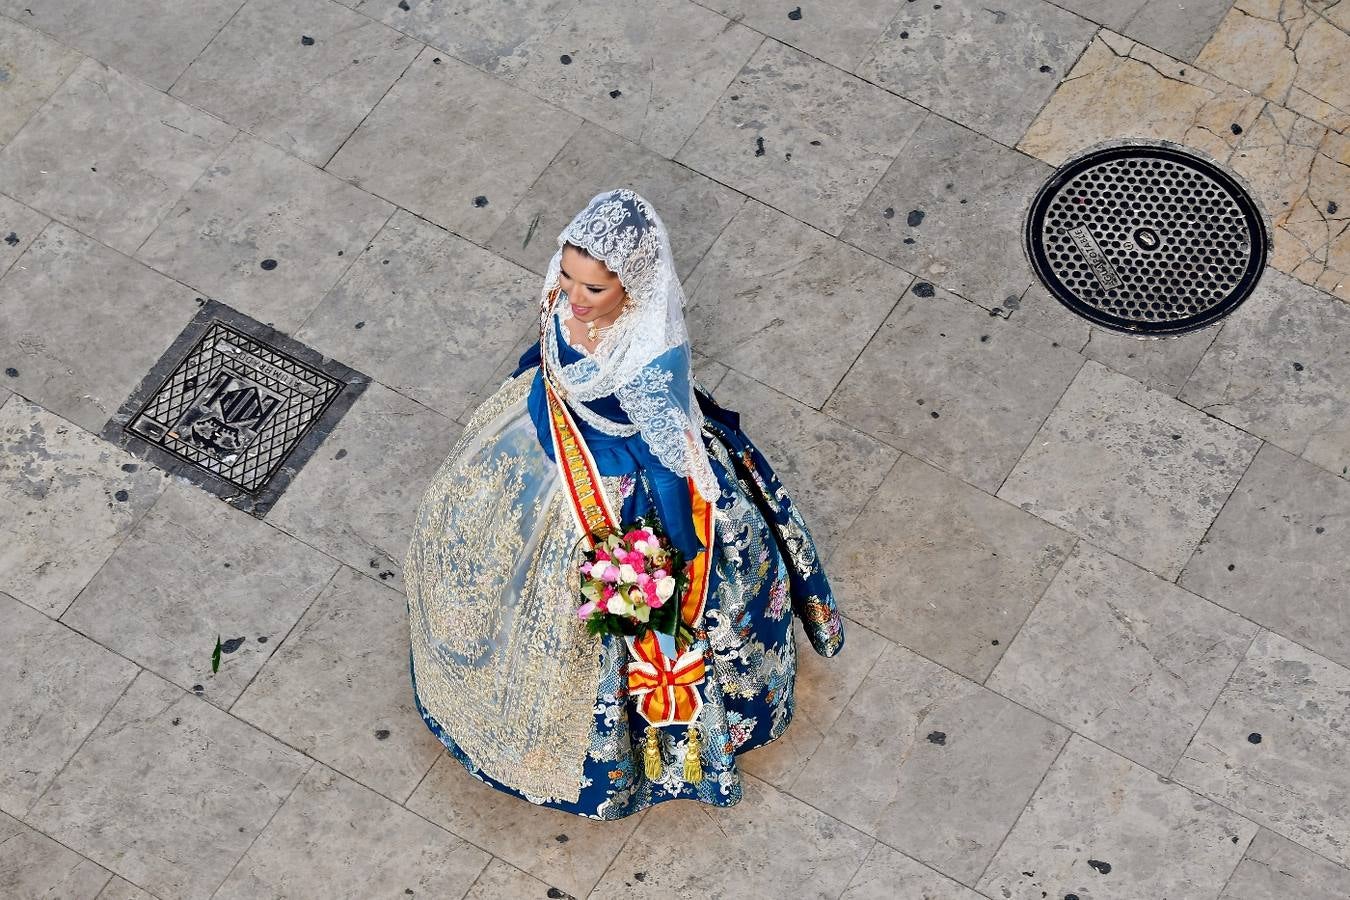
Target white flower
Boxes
[619,563,638,583]
[656,576,676,601]
[590,560,610,580]
[608,593,636,617]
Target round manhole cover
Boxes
[1024,143,1269,336]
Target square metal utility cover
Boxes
[101,299,369,517]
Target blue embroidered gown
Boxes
[404,310,844,819]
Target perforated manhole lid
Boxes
[1024,142,1269,336]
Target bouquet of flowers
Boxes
[576,512,689,642]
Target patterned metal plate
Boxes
[1024,141,1270,335]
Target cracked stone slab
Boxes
[1018,30,1265,168]
[1,592,139,816]
[0,193,47,280]
[351,0,572,76]
[60,479,339,709]
[499,0,762,158]
[214,763,489,898]
[1196,0,1350,135]
[1179,442,1350,669]
[998,359,1262,580]
[684,198,908,408]
[677,38,927,235]
[25,669,310,900]
[977,735,1257,899]
[170,0,421,166]
[841,113,1052,308]
[0,809,113,897]
[327,46,578,243]
[698,0,908,72]
[840,842,987,899]
[232,566,445,803]
[0,396,168,617]
[593,774,874,899]
[1173,629,1350,868]
[826,453,1076,682]
[0,17,82,148]
[136,134,394,332]
[824,279,1084,494]
[986,542,1258,773]
[296,209,540,423]
[1220,828,1350,899]
[1053,0,1238,62]
[857,0,1097,148]
[1180,268,1350,478]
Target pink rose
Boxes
[577,600,597,620]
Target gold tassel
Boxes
[643,727,663,780]
[683,727,703,784]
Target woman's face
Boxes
[559,243,626,324]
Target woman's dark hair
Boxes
[562,240,595,259]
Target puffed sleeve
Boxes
[628,435,706,560]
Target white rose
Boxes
[656,576,676,601]
[590,560,610,580]
[619,563,638,583]
[608,593,635,617]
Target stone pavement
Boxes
[2,0,1349,897]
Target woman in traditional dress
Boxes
[403,188,844,820]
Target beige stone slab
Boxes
[977,734,1257,899]
[170,0,422,166]
[1173,629,1350,868]
[0,810,112,898]
[95,875,157,900]
[136,133,393,332]
[827,453,1077,682]
[351,0,571,76]
[1221,828,1350,900]
[296,209,540,423]
[463,858,556,900]
[1,592,139,817]
[60,479,339,709]
[1019,30,1265,168]
[25,669,311,900]
[214,763,489,899]
[326,47,578,243]
[0,58,235,254]
[840,841,987,900]
[0,192,47,279]
[987,542,1258,773]
[824,280,1085,494]
[0,397,167,616]
[1179,443,1350,669]
[405,755,644,898]
[699,0,906,72]
[0,17,82,148]
[232,566,444,803]
[998,359,1262,580]
[592,774,874,899]
[793,642,1069,884]
[676,38,927,235]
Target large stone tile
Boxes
[1179,443,1350,669]
[136,133,393,332]
[60,479,339,709]
[987,543,1258,773]
[405,755,644,898]
[712,368,900,562]
[95,876,157,900]
[351,0,569,76]
[593,774,874,899]
[677,38,926,235]
[0,192,47,278]
[827,453,1077,682]
[0,58,235,254]
[296,210,539,422]
[792,643,1069,884]
[1173,629,1350,868]
[858,0,1096,147]
[0,397,167,616]
[1018,30,1265,168]
[1196,0,1350,134]
[840,841,986,900]
[0,810,112,898]
[0,225,202,434]
[0,0,244,90]
[698,0,906,72]
[1054,0,1235,62]
[824,279,1084,494]
[739,617,890,788]
[684,198,906,408]
[1,592,140,816]
[327,47,578,243]
[503,0,760,158]
[171,0,421,166]
[266,382,460,594]
[977,735,1257,899]
[1181,269,1350,479]
[1227,106,1350,303]
[485,124,745,278]
[998,359,1262,580]
[25,669,310,900]
[214,763,488,899]
[0,17,82,148]
[1221,827,1350,900]
[463,858,556,900]
[840,114,1052,308]
[233,566,442,802]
